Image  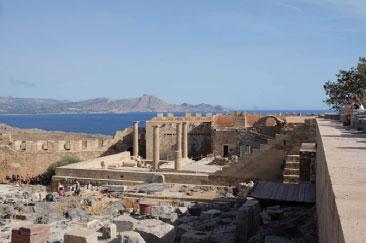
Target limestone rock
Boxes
[109,231,146,243]
[236,199,261,243]
[11,225,50,243]
[64,228,97,243]
[0,205,13,219]
[159,212,178,225]
[176,207,188,215]
[138,183,167,193]
[98,223,117,240]
[106,201,125,216]
[113,215,137,232]
[135,219,176,243]
[86,196,96,207]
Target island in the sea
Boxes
[0,94,226,114]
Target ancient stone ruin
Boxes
[1,112,359,243]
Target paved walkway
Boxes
[317,119,366,242]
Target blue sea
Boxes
[0,110,329,136]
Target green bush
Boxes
[47,156,80,175]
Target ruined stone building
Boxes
[145,112,287,161]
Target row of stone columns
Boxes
[133,121,188,171]
[175,122,188,171]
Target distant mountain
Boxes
[0,95,226,114]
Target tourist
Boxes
[58,182,65,197]
[74,180,81,196]
[25,174,30,184]
[353,96,365,112]
[346,96,365,126]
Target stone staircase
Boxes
[283,155,300,184]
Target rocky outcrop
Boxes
[0,95,225,114]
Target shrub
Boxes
[47,156,80,175]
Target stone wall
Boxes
[145,113,294,160]
[0,127,143,178]
[316,120,348,243]
[212,129,239,157]
[113,127,146,158]
[145,113,213,160]
[212,129,276,158]
[210,119,317,185]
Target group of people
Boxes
[5,173,54,185]
[6,173,81,197]
[6,174,40,185]
[350,96,365,113]
[346,96,365,125]
[57,180,80,197]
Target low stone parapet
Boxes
[316,119,366,243]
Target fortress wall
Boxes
[0,131,135,178]
[0,149,105,178]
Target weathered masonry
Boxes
[0,126,146,178]
[316,119,366,243]
[145,112,287,161]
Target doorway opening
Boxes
[223,145,229,157]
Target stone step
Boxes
[283,168,299,175]
[285,161,300,169]
[283,175,300,184]
[286,155,300,162]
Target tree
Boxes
[324,57,366,110]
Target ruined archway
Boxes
[252,116,286,137]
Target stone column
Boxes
[153,125,160,170]
[176,123,182,156]
[182,122,188,159]
[175,150,182,171]
[133,121,139,158]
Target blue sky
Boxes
[0,0,365,109]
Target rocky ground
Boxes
[0,183,317,243]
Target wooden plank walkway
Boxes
[249,181,315,203]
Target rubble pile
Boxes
[0,183,317,243]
